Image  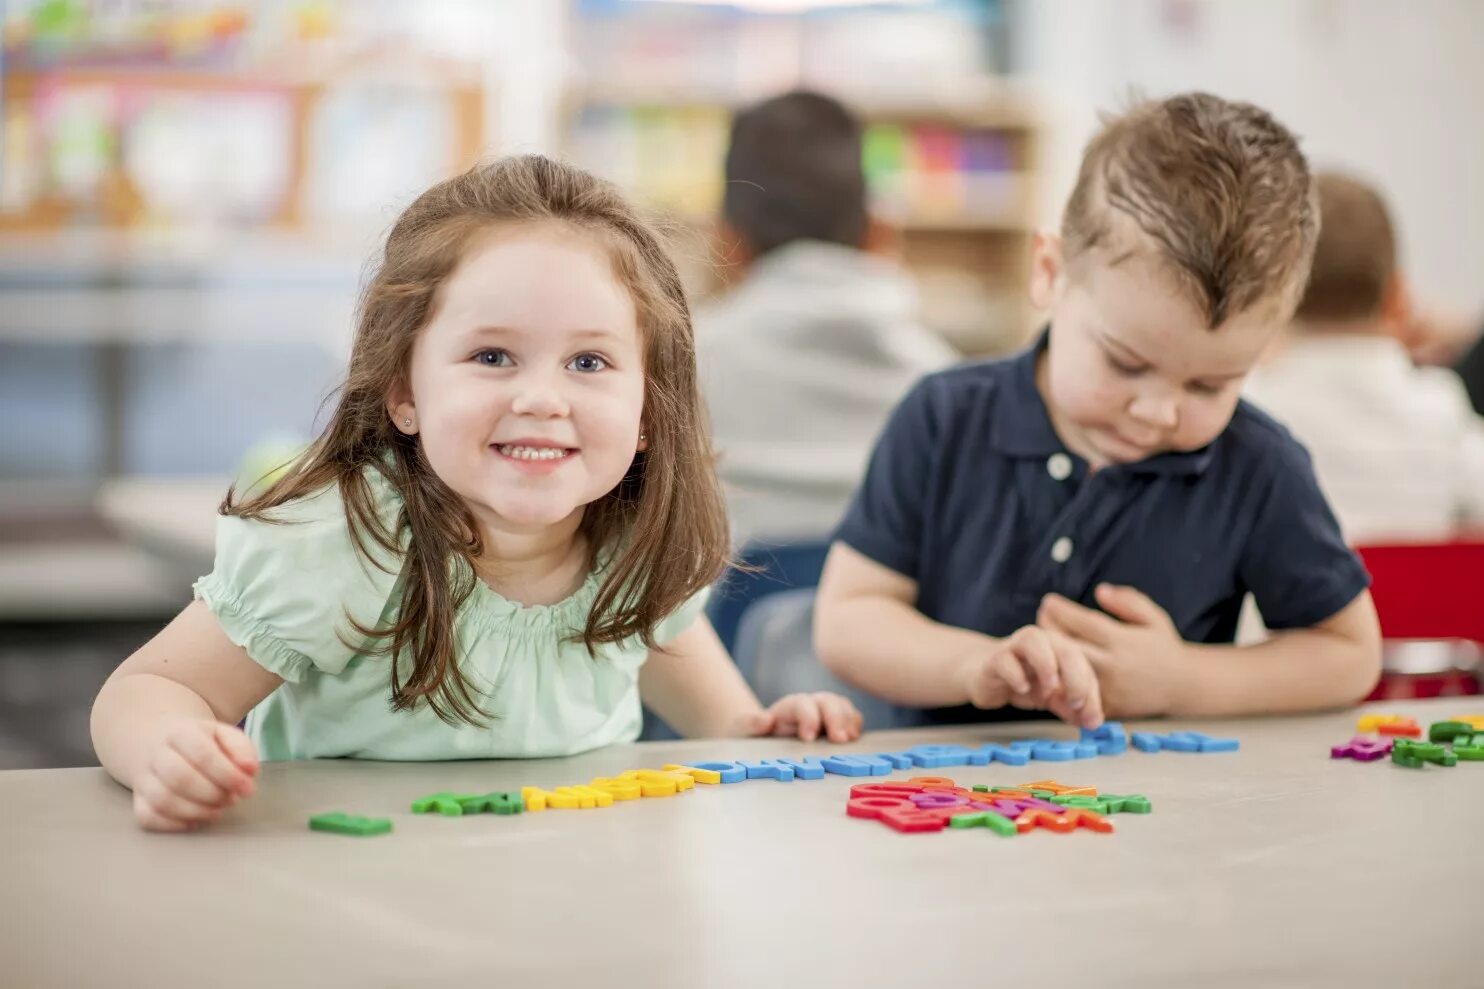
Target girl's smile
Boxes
[493,439,579,475]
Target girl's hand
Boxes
[133,718,260,832]
[745,692,864,743]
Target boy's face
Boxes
[1029,233,1283,468]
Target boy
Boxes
[814,94,1381,727]
[697,91,957,548]
[1245,171,1484,542]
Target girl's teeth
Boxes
[499,445,569,461]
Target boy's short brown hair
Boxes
[1062,92,1319,328]
[1293,171,1396,322]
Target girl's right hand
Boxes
[133,718,260,832]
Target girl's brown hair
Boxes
[225,154,730,726]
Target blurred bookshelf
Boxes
[1,1,487,239]
[0,0,497,479]
[561,0,1041,356]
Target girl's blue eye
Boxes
[568,353,608,373]
[473,349,511,367]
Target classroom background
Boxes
[3,0,1482,769]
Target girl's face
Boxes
[389,223,647,536]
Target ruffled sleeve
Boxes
[652,587,712,646]
[193,473,405,682]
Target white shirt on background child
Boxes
[1245,333,1484,544]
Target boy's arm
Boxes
[1040,585,1381,717]
[813,541,989,707]
[639,614,861,741]
[91,599,283,791]
[1179,592,1381,715]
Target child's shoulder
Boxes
[1219,398,1317,475]
[197,466,408,681]
[910,352,1027,413]
[215,466,406,578]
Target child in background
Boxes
[1245,171,1484,541]
[698,91,958,547]
[91,155,862,832]
[815,94,1381,727]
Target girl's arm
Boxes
[639,614,862,742]
[91,599,284,830]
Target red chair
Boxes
[1355,540,1484,700]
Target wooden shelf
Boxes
[567,82,1041,130]
[559,78,1045,355]
[1,62,486,232]
[898,209,1034,235]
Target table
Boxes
[3,699,1480,988]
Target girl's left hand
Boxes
[746,692,864,743]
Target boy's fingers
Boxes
[1010,627,1060,699]
[989,650,1030,696]
[1046,696,1085,728]
[1051,635,1101,722]
[153,747,233,808]
[1095,583,1166,627]
[1080,643,1114,669]
[1038,594,1118,647]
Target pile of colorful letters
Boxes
[309,721,1237,836]
[845,776,1152,836]
[1330,714,1484,768]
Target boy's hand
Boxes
[1038,584,1189,718]
[957,626,1103,729]
[746,692,864,743]
[133,718,259,832]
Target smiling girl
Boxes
[91,156,862,832]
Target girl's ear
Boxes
[636,428,649,452]
[387,380,417,435]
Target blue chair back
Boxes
[638,538,831,741]
[706,539,832,660]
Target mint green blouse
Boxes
[193,468,706,761]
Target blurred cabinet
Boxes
[1,64,485,232]
[1,1,489,232]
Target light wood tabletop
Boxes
[3,698,1479,989]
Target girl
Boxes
[91,155,863,832]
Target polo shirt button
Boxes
[1050,536,1074,563]
[1047,453,1072,480]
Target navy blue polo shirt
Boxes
[834,332,1370,725]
